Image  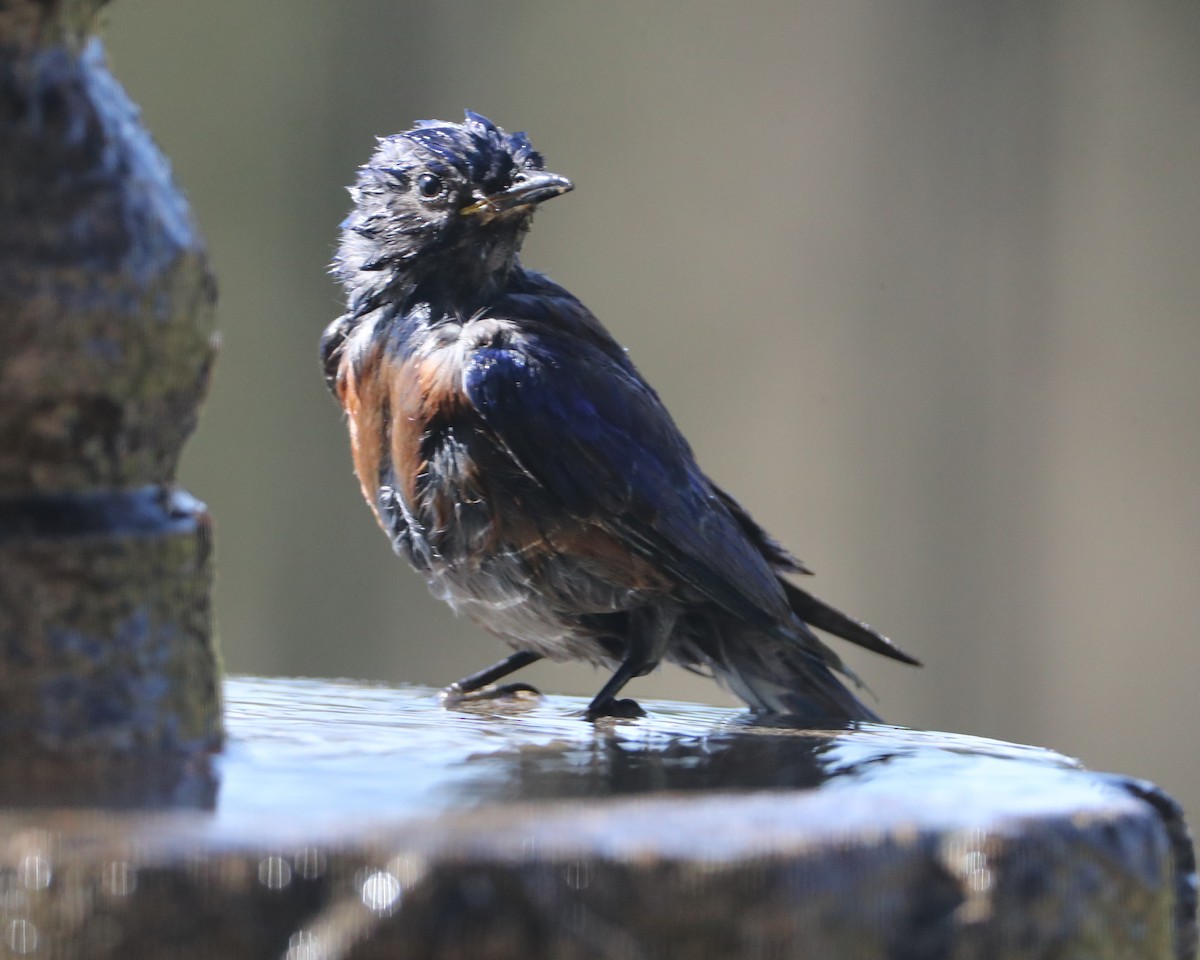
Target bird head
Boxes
[334,111,572,308]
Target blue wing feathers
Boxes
[465,338,794,630]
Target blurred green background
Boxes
[104,2,1199,815]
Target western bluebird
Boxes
[322,111,918,721]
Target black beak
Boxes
[460,172,574,221]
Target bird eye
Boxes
[416,173,444,199]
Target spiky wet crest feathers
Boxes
[331,112,548,308]
[323,111,918,722]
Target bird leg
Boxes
[584,606,677,720]
[440,650,543,705]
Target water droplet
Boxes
[6,919,37,955]
[286,930,323,960]
[295,848,326,880]
[103,862,136,897]
[18,857,50,891]
[565,859,590,890]
[360,871,401,914]
[258,856,293,890]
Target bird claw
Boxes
[439,681,542,709]
[584,697,647,721]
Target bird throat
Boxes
[405,246,521,316]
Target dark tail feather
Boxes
[710,482,920,669]
[690,622,881,723]
[782,581,921,666]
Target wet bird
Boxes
[322,111,918,722]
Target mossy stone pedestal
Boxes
[0,0,222,772]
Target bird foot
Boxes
[439,681,542,710]
[583,697,647,721]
